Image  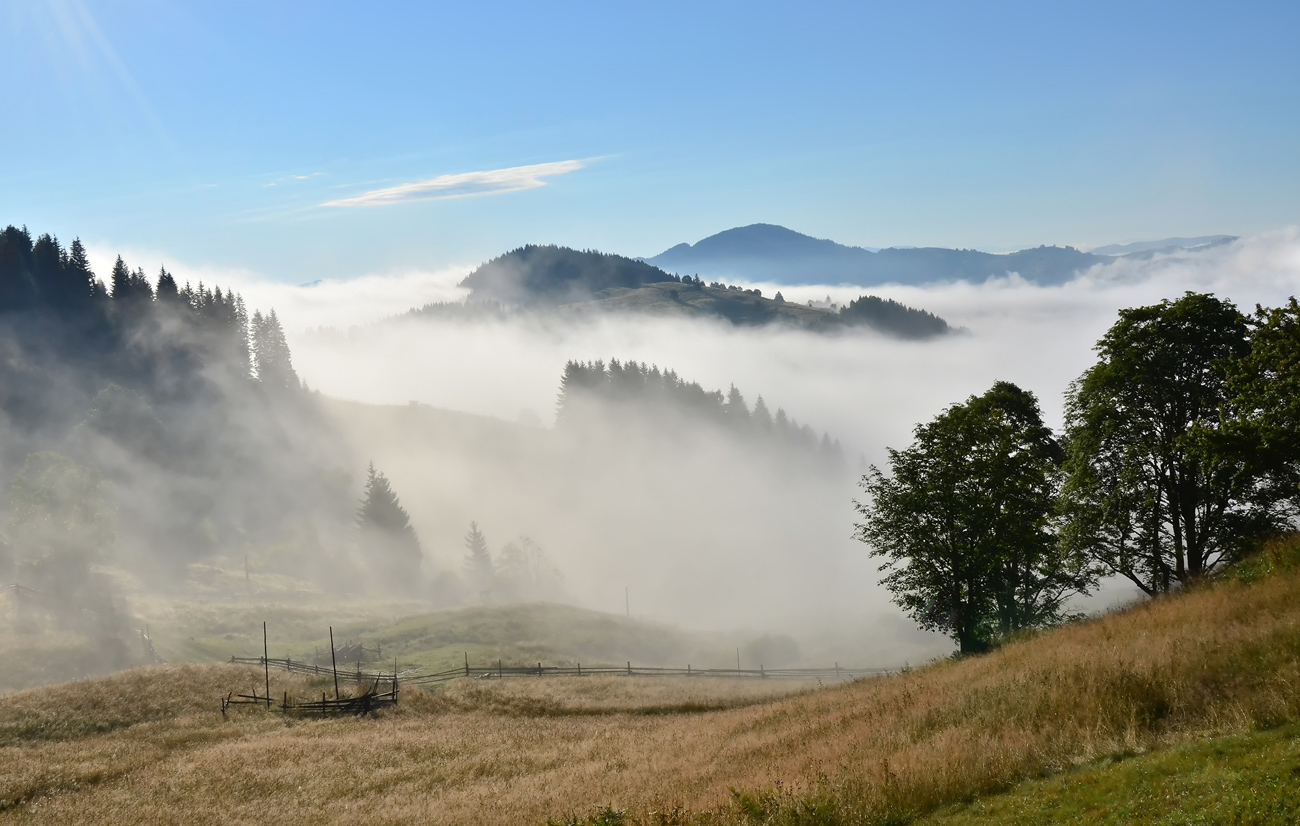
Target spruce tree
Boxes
[110,256,131,300]
[155,267,180,303]
[65,239,96,306]
[724,384,750,425]
[356,463,423,593]
[463,521,494,596]
[252,308,299,391]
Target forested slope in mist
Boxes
[0,226,353,585]
[1,226,900,680]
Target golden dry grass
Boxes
[1,562,1299,825]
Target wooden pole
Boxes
[263,622,271,708]
[329,626,340,699]
[464,651,469,677]
[736,648,740,672]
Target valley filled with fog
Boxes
[271,230,1300,642]
[5,227,1298,693]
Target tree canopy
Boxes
[1058,292,1277,595]
[856,381,1088,653]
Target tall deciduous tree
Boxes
[1059,292,1270,595]
[1220,297,1300,513]
[855,381,1085,653]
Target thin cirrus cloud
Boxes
[321,160,586,207]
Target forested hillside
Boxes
[442,244,952,339]
[0,226,354,590]
[557,358,845,468]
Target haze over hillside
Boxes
[646,224,1239,287]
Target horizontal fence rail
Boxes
[229,656,892,687]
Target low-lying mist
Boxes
[280,229,1300,641]
[12,228,1292,686]
[287,229,1300,459]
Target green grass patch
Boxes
[921,725,1300,826]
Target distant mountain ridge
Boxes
[646,224,1236,287]
[1087,236,1236,256]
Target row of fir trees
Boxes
[556,358,845,463]
[0,225,298,392]
[856,292,1300,654]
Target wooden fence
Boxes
[228,654,891,688]
[220,622,892,716]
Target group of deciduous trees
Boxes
[856,292,1300,653]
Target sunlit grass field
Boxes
[2,537,1299,824]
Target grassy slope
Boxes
[1,548,1298,825]
[138,595,711,674]
[919,724,1300,826]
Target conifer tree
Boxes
[110,256,131,299]
[356,463,423,592]
[463,521,494,596]
[155,267,180,303]
[65,239,96,306]
[252,308,299,390]
[752,396,774,430]
[724,384,749,424]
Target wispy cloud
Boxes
[266,172,324,188]
[321,160,585,207]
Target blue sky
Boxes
[2,0,1297,282]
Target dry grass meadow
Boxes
[2,539,1299,825]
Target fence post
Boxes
[263,621,271,708]
[464,652,469,677]
[538,662,542,677]
[627,661,632,677]
[498,659,503,679]
[577,663,581,677]
[760,664,766,679]
[329,626,340,700]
